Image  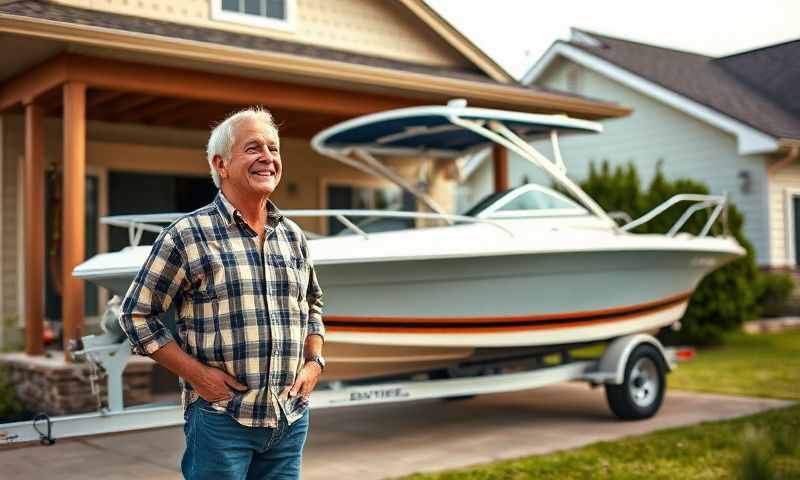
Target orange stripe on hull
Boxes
[324,291,691,334]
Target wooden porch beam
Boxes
[87,90,126,108]
[492,145,508,192]
[24,102,45,356]
[145,101,223,127]
[118,98,192,123]
[0,56,68,111]
[94,94,159,121]
[63,54,415,116]
[62,82,86,360]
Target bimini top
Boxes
[311,103,603,158]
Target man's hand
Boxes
[192,364,249,403]
[150,342,248,403]
[285,361,322,401]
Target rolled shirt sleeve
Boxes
[119,230,188,356]
[306,261,325,339]
[301,232,325,340]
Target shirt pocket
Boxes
[289,255,310,302]
[264,252,307,301]
[195,251,233,301]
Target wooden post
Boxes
[62,82,86,359]
[492,144,508,193]
[24,102,45,355]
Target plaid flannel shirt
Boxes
[119,192,324,428]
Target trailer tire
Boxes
[605,344,666,420]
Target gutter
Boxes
[0,13,630,119]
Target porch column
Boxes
[24,102,45,355]
[62,82,86,359]
[492,145,508,192]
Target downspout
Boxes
[768,142,800,175]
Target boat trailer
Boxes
[0,331,673,446]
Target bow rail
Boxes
[621,194,729,237]
[100,210,513,247]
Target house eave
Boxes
[0,13,628,119]
[400,0,513,83]
[522,42,782,155]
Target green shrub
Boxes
[756,272,795,318]
[561,161,763,345]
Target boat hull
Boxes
[315,248,728,348]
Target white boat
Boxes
[74,102,744,382]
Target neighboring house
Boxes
[459,29,800,270]
[0,2,627,354]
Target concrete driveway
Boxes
[1,383,791,480]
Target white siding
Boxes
[768,162,800,267]
[460,57,772,265]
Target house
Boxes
[459,28,799,271]
[0,2,628,361]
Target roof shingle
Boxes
[566,29,800,140]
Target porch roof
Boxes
[0,1,631,120]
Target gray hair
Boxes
[206,107,279,188]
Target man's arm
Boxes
[119,230,245,401]
[119,230,186,355]
[288,234,325,399]
[305,256,325,340]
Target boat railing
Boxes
[620,193,729,237]
[607,211,633,225]
[100,210,513,246]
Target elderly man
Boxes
[119,107,325,480]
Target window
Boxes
[213,0,294,31]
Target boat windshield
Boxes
[464,185,586,217]
[462,190,513,217]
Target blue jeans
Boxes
[181,398,309,480]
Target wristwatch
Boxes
[307,354,326,372]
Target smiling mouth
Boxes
[251,170,276,177]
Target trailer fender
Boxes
[585,334,672,385]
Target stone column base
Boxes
[0,351,153,416]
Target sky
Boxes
[426,0,800,80]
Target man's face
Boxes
[215,117,282,198]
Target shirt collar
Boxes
[214,191,283,231]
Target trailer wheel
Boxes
[605,344,666,420]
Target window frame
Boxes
[211,0,296,32]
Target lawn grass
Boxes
[397,331,800,480]
[669,330,800,400]
[396,404,800,480]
